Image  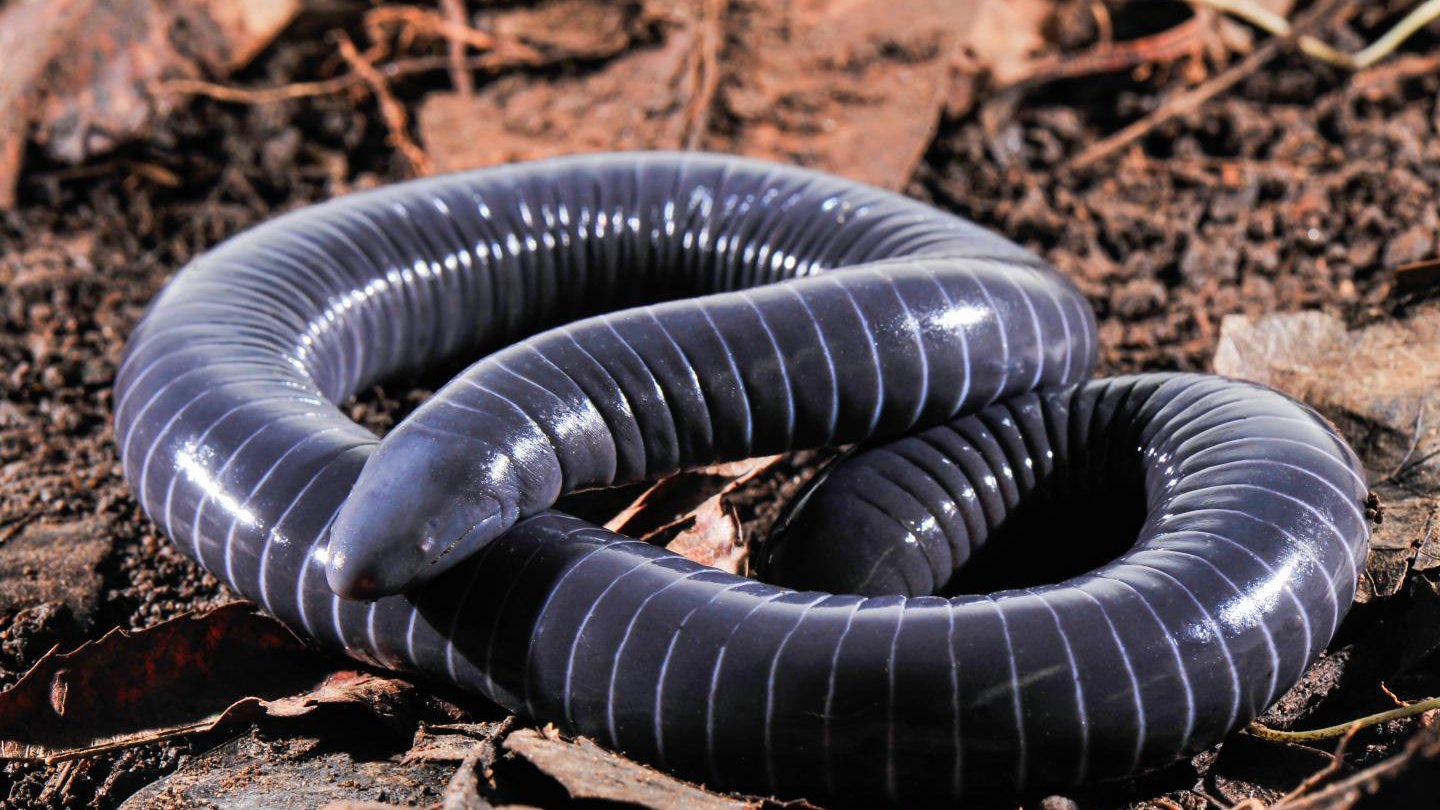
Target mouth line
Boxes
[391,504,503,595]
[444,505,502,560]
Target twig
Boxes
[152,49,543,108]
[365,6,496,52]
[363,5,543,64]
[1351,0,1440,69]
[1276,726,1440,810]
[1349,51,1440,95]
[335,32,432,176]
[1275,723,1361,806]
[1068,0,1345,170]
[1246,696,1440,743]
[0,513,37,544]
[682,0,725,150]
[152,75,359,105]
[1191,0,1440,70]
[1381,682,1410,708]
[981,10,1213,142]
[1190,0,1353,66]
[440,0,474,98]
[1002,12,1210,90]
[1091,1,1114,47]
[1382,446,1440,490]
[1376,396,1427,484]
[1067,31,1284,169]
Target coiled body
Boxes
[112,153,1369,804]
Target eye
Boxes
[426,518,439,531]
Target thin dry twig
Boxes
[1002,10,1211,89]
[1091,1,1115,47]
[1381,682,1410,708]
[439,0,474,98]
[1376,397,1428,485]
[1275,723,1362,806]
[153,75,359,105]
[363,5,543,64]
[1068,0,1345,170]
[365,6,495,52]
[1276,725,1440,810]
[335,32,432,176]
[1191,0,1353,66]
[682,0,725,150]
[1247,696,1440,743]
[152,48,543,108]
[1192,0,1440,70]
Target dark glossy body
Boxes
[113,153,1369,804]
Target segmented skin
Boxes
[112,153,1370,804]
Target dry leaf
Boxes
[419,0,713,173]
[1214,306,1440,602]
[0,603,414,762]
[712,0,1015,189]
[966,0,1051,85]
[419,0,1040,191]
[194,0,302,73]
[0,0,92,207]
[0,0,299,206]
[664,493,746,574]
[603,455,779,573]
[605,455,781,539]
[503,728,750,810]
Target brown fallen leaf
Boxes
[418,0,714,173]
[189,0,302,74]
[420,0,1042,191]
[0,0,299,207]
[0,0,91,208]
[603,455,780,574]
[711,0,1029,189]
[663,493,747,574]
[0,602,416,762]
[966,0,1051,86]
[605,455,782,539]
[1214,306,1440,602]
[503,727,751,810]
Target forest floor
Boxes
[2,0,1440,807]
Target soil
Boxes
[2,0,1440,807]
